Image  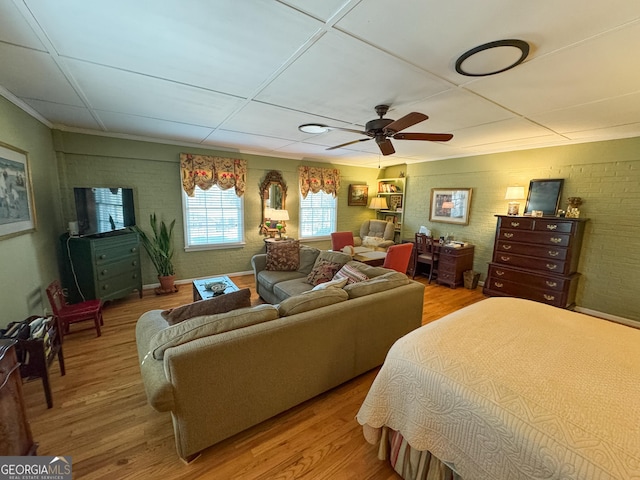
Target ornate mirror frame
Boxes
[259,170,288,236]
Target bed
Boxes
[356,297,640,480]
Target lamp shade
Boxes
[269,209,289,221]
[368,197,388,210]
[505,186,525,200]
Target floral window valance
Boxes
[180,153,247,197]
[298,166,340,199]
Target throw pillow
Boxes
[161,288,251,325]
[266,240,300,271]
[150,304,279,359]
[306,258,342,286]
[334,263,370,285]
[362,235,385,248]
[278,289,348,316]
[343,272,410,299]
[310,277,348,291]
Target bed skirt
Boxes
[363,425,462,480]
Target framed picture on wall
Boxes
[348,184,368,206]
[523,179,564,216]
[0,141,36,240]
[429,188,472,225]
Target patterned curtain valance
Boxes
[298,166,341,199]
[180,153,247,197]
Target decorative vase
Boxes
[156,275,177,295]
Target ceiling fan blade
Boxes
[326,138,372,150]
[393,132,453,142]
[378,139,395,156]
[384,112,428,133]
[326,126,369,136]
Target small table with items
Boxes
[404,239,475,288]
[353,250,387,266]
[192,275,240,302]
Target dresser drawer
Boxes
[488,264,572,292]
[497,229,572,247]
[493,252,570,275]
[484,277,568,308]
[94,239,140,265]
[533,219,575,233]
[97,271,142,299]
[498,217,534,230]
[97,257,140,280]
[496,241,568,260]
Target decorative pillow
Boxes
[306,259,343,286]
[343,271,410,299]
[310,277,348,291]
[334,263,370,285]
[150,304,279,359]
[362,235,385,248]
[297,246,321,274]
[278,289,348,316]
[161,288,251,325]
[266,240,300,271]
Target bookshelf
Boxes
[375,177,406,242]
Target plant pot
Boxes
[155,275,178,295]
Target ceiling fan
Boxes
[298,104,453,156]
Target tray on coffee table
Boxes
[192,275,239,302]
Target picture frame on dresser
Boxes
[523,179,564,216]
[429,188,472,225]
[0,141,36,240]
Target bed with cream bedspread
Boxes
[356,297,640,480]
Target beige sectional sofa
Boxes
[136,246,425,461]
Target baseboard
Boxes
[574,306,639,328]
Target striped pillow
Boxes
[334,263,369,285]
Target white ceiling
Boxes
[1,0,640,169]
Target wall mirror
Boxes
[259,170,288,236]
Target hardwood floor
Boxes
[21,275,485,479]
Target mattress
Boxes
[356,297,640,480]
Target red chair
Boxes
[330,231,355,251]
[413,234,439,283]
[383,243,414,274]
[46,280,104,337]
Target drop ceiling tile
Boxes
[23,99,101,130]
[564,123,640,141]
[66,60,244,128]
[23,0,323,97]
[201,130,296,151]
[279,0,353,22]
[0,0,46,49]
[451,118,563,148]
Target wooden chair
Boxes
[383,242,414,274]
[330,231,355,251]
[45,280,104,337]
[413,234,439,283]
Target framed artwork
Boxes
[384,214,396,224]
[0,141,36,239]
[348,184,368,206]
[389,194,403,210]
[429,188,472,225]
[523,179,564,216]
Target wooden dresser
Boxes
[60,230,143,303]
[483,215,588,308]
[0,340,37,456]
[406,239,475,288]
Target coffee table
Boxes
[353,250,387,266]
[192,275,240,302]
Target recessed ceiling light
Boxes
[298,123,330,134]
[455,39,529,77]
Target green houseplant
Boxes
[134,213,177,294]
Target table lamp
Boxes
[505,186,525,216]
[269,209,289,239]
[368,196,388,211]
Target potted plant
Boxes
[134,213,177,294]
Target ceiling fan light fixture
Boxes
[298,123,330,134]
[455,39,529,77]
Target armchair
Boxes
[354,219,395,251]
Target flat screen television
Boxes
[73,187,136,237]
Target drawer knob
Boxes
[132,261,137,266]
[502,245,512,250]
[543,294,555,301]
[510,222,520,227]
[101,269,108,275]
[548,250,559,257]
[495,270,505,276]
[503,232,514,238]
[550,237,562,244]
[546,224,558,230]
[546,264,558,270]
[500,256,511,262]
[99,254,107,259]
[494,282,504,288]
[130,247,137,253]
[102,284,109,290]
[546,280,558,287]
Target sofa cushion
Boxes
[277,288,348,316]
[344,261,390,279]
[161,288,251,325]
[343,271,410,299]
[334,263,369,285]
[150,304,279,359]
[311,277,348,291]
[266,240,300,271]
[273,278,314,299]
[297,246,321,275]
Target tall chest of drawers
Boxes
[483,215,588,308]
[60,230,143,303]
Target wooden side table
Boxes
[17,315,65,409]
[436,244,475,288]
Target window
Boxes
[182,185,244,250]
[299,190,336,239]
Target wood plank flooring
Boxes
[21,274,485,479]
